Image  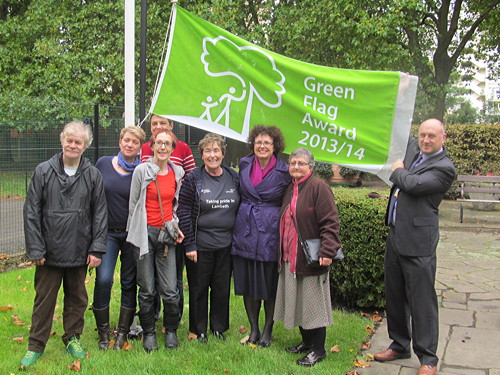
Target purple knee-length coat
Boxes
[231,154,291,262]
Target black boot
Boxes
[139,312,158,353]
[163,303,180,349]
[92,306,110,350]
[114,306,135,350]
[165,330,179,349]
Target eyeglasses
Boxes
[154,141,173,148]
[255,141,273,147]
[289,161,309,167]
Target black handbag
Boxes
[291,213,343,268]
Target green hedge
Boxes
[330,187,389,309]
[411,123,499,199]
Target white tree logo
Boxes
[200,36,286,137]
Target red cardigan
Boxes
[279,173,341,276]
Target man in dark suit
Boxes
[374,119,456,375]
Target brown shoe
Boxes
[374,348,411,362]
[418,365,437,375]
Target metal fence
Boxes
[0,118,245,255]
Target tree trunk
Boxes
[432,89,447,121]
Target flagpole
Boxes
[124,0,135,126]
[139,0,147,123]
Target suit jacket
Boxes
[386,137,456,257]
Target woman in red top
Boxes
[127,130,185,352]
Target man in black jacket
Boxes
[21,121,107,368]
[374,119,456,375]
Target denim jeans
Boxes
[93,231,137,310]
[135,226,180,330]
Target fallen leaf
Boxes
[21,287,27,292]
[50,331,57,336]
[0,306,14,311]
[161,327,166,334]
[53,313,62,321]
[67,359,81,371]
[346,370,361,375]
[238,326,247,334]
[366,354,374,361]
[11,315,26,326]
[361,341,371,350]
[365,325,372,333]
[17,275,22,281]
[84,279,90,284]
[330,345,341,352]
[224,370,229,374]
[108,340,115,348]
[10,337,24,342]
[361,312,370,317]
[354,359,371,368]
[122,342,132,351]
[370,315,382,322]
[187,332,197,340]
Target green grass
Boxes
[0,266,372,375]
[0,171,29,198]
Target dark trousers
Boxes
[185,246,231,335]
[28,265,88,352]
[385,227,439,366]
[176,242,185,319]
[93,231,137,310]
[135,226,180,330]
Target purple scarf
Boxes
[250,154,277,186]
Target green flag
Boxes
[150,5,418,180]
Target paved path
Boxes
[357,200,500,375]
[0,197,25,255]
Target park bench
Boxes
[456,175,500,223]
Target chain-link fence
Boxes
[0,115,245,256]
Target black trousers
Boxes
[28,265,88,352]
[385,227,439,366]
[185,246,231,335]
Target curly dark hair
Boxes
[247,125,285,154]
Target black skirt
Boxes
[232,255,279,301]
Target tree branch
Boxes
[450,0,500,66]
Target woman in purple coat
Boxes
[232,125,291,348]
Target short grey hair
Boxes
[199,133,226,155]
[60,121,93,148]
[289,147,315,167]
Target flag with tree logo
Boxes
[150,5,418,181]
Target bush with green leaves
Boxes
[411,123,499,199]
[410,123,499,176]
[330,187,389,309]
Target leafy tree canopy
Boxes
[1,0,498,127]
